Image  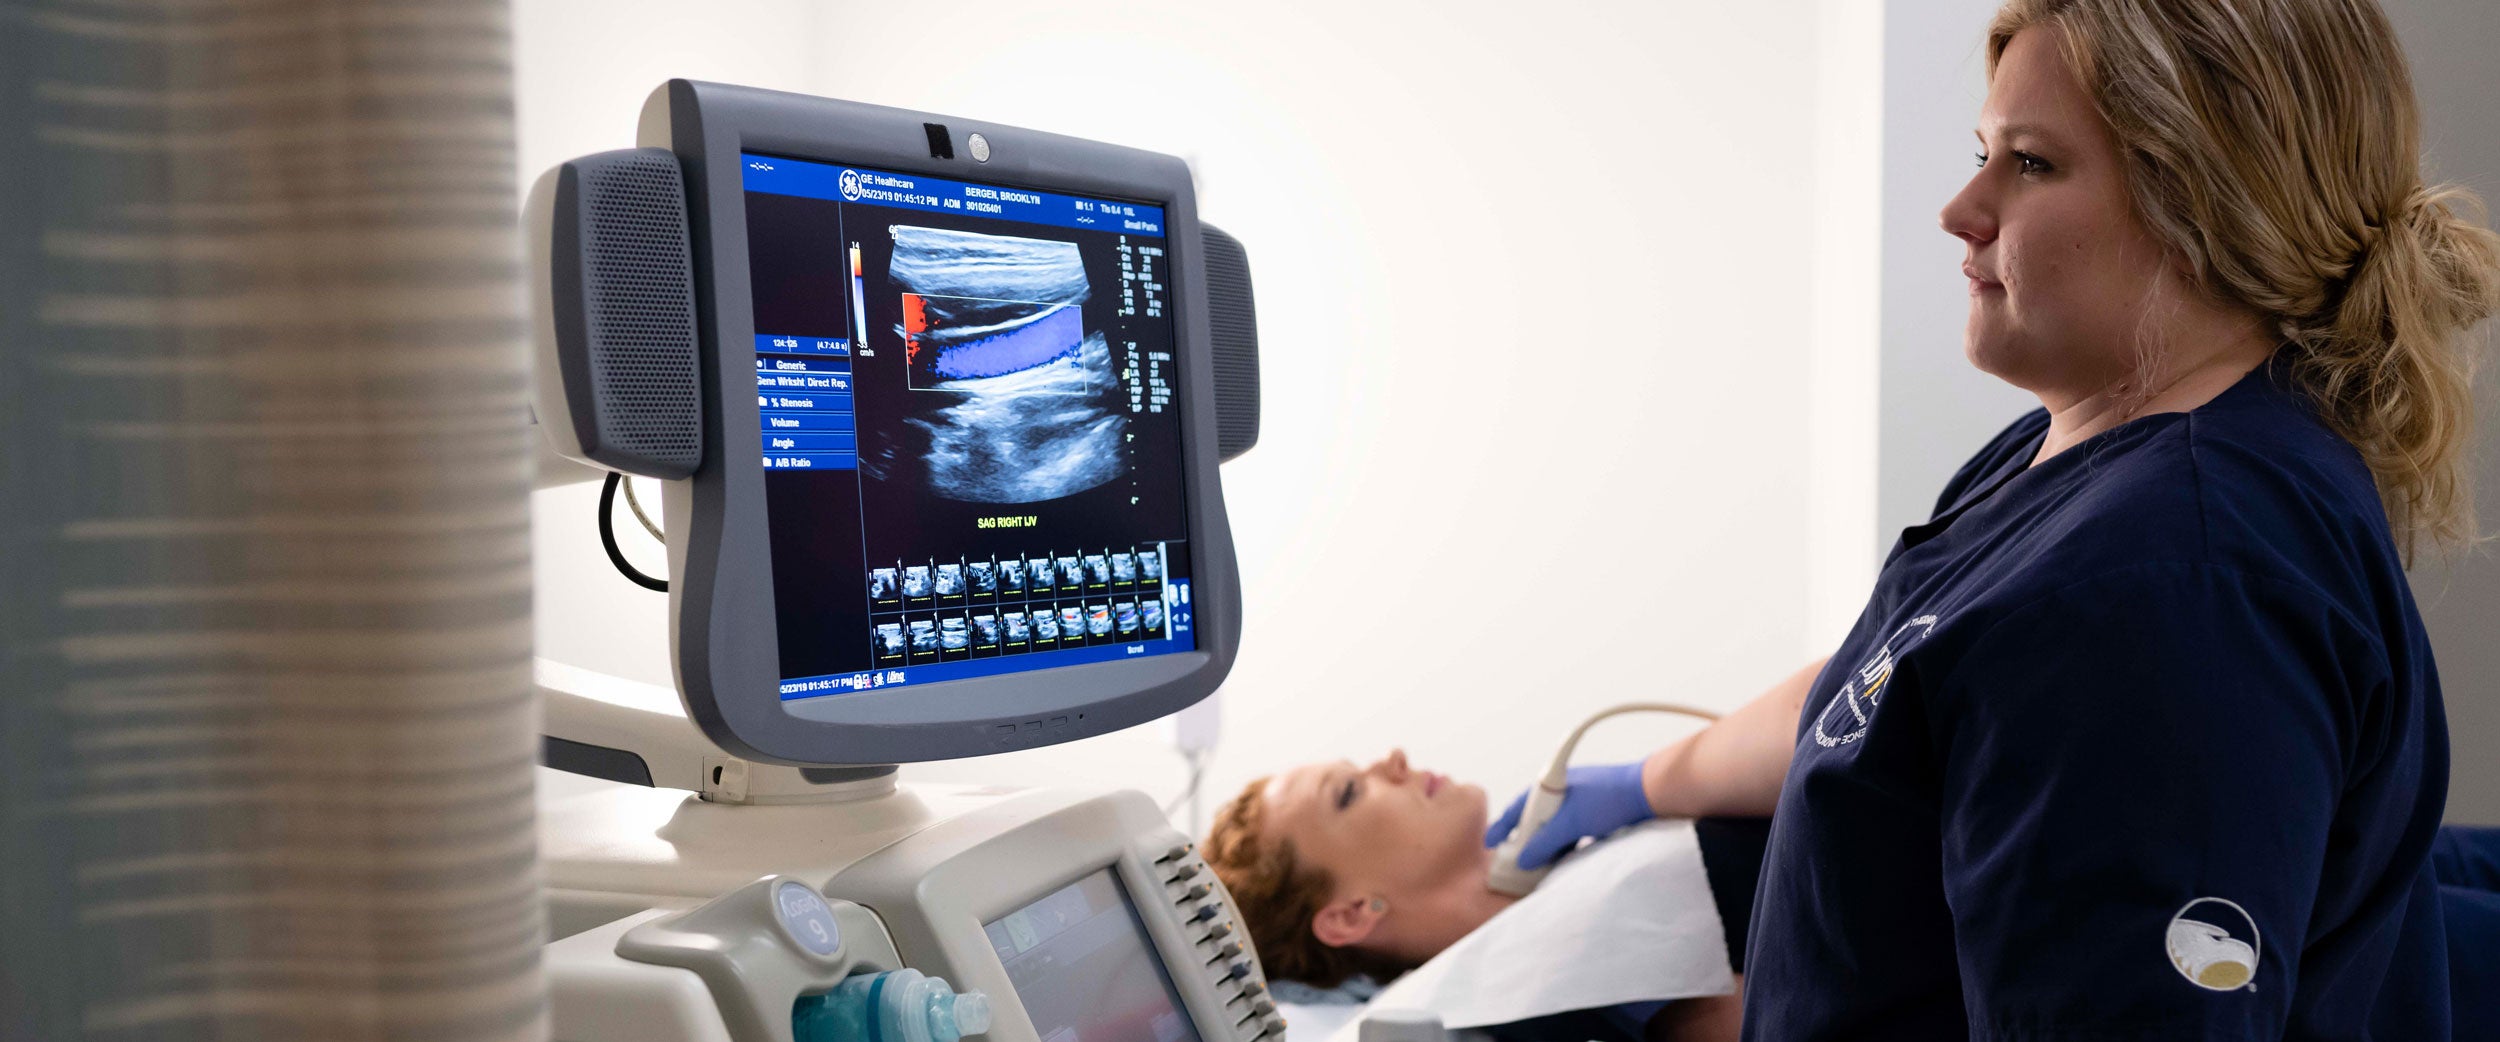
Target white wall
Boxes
[1876,0,2033,544]
[2380,0,2500,825]
[518,0,1885,828]
[1807,0,1887,649]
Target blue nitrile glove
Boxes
[1483,760,1655,870]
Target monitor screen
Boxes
[740,153,1197,701]
[984,869,1203,1042]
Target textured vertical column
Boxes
[0,2,543,1041]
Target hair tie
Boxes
[2354,220,2385,255]
[2351,189,2431,265]
[2390,187,2439,233]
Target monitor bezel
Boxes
[645,80,1240,766]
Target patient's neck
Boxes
[1365,853,1519,968]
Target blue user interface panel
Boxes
[741,153,1195,700]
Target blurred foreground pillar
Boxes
[0,1,544,1040]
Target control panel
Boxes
[828,788,1281,1042]
[1150,838,1283,1038]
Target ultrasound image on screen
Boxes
[744,156,1198,693]
[865,226,1126,505]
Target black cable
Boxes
[599,471,669,592]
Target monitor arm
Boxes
[537,658,895,805]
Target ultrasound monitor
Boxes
[536,81,1252,768]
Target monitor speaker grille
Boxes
[578,151,700,473]
[1201,224,1260,462]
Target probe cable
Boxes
[1486,701,1724,895]
[599,471,670,592]
[1164,746,1210,832]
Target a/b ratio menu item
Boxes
[741,153,1198,700]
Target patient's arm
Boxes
[1640,658,1826,819]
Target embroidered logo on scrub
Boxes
[2166,898,2262,991]
[1811,615,1938,747]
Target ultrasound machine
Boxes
[526,81,1276,1042]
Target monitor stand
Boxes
[528,450,898,808]
[538,658,896,805]
[534,659,1036,941]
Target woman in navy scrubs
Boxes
[1488,0,2500,1038]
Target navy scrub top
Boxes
[1742,354,2451,1041]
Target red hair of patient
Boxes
[1204,776,1417,989]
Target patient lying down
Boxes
[1202,750,1754,1042]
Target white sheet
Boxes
[1318,819,1735,1042]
